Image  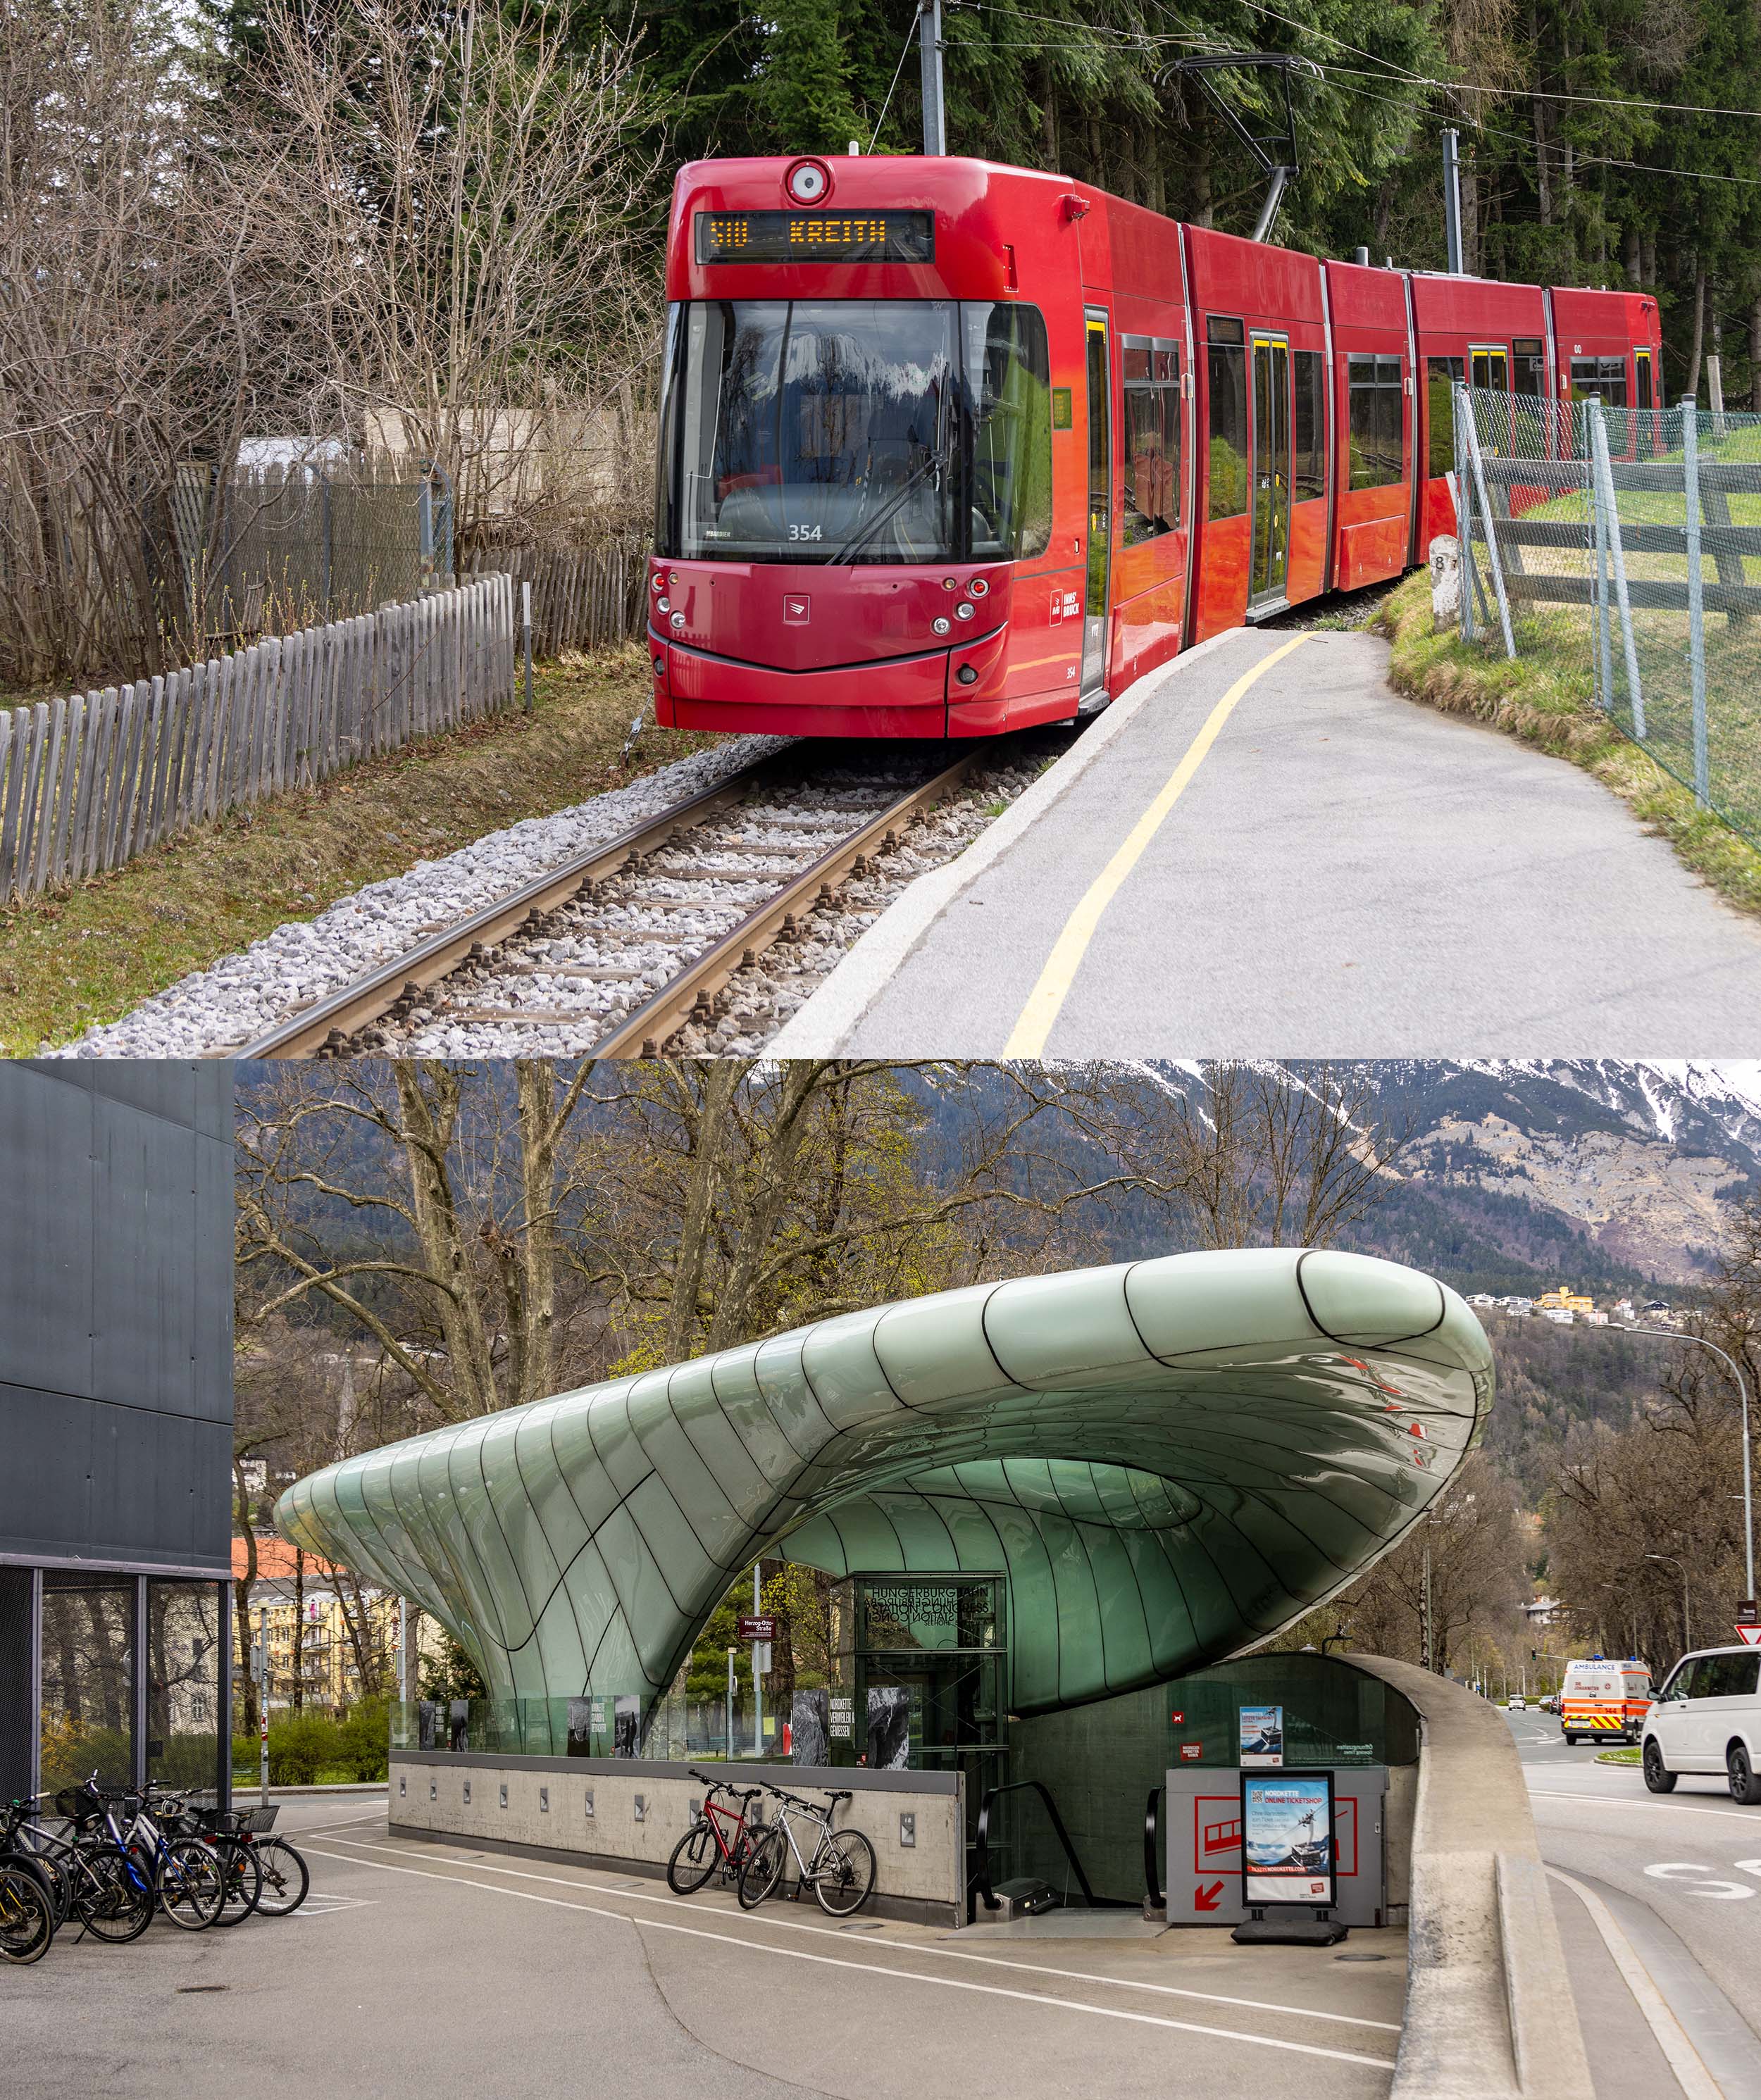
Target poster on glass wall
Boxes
[1241,1771,1336,1908]
[1238,1704,1284,1766]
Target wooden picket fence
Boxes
[469,542,645,657]
[0,573,515,904]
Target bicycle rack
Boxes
[971,1779,1098,1915]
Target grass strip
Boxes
[0,647,714,1054]
[1374,571,1761,922]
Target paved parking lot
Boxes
[5,1799,1405,2099]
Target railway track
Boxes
[235,746,990,1059]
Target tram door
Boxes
[1082,311,1112,695]
[1249,335,1290,607]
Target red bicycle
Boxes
[667,1771,764,1896]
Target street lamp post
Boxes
[726,1647,736,1762]
[1612,1324,1754,1598]
[1645,1552,1691,1654]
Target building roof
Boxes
[234,1535,344,1581]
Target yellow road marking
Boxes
[1003,632,1313,1056]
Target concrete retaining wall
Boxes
[1348,1656,1591,2100]
[390,1752,964,1926]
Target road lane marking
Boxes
[302,1843,1397,2070]
[1002,632,1314,1056]
[1545,1867,1723,2100]
[1643,1863,1755,1900]
[315,1830,1400,2032]
[1531,1790,1761,1826]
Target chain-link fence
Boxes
[1455,386,1761,848]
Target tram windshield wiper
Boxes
[830,437,954,565]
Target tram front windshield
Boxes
[659,299,1051,566]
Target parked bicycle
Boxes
[0,1820,55,1963]
[667,1771,765,1896]
[5,1783,154,1944]
[736,1781,876,1918]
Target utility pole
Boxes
[726,1648,736,1763]
[1421,1532,1433,1673]
[919,0,945,155]
[1442,130,1464,275]
[256,1603,270,1805]
[752,1563,764,1757]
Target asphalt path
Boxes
[3,1796,1403,2100]
[821,626,1761,1056]
[1508,1706,1761,2099]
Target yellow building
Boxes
[1538,1287,1595,1315]
[235,1537,400,1715]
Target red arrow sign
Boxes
[1194,1880,1225,1912]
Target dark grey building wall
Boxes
[0,1063,234,1574]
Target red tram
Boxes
[649,154,1661,740]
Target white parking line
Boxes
[303,1842,1397,2070]
[314,1828,1400,2032]
[1545,1868,1722,2100]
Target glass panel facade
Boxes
[147,1580,224,1792]
[39,1571,135,1792]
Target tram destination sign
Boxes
[695,210,935,265]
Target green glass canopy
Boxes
[275,1248,1491,1720]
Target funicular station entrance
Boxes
[281,1248,1484,1929]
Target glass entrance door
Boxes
[1250,335,1290,606]
[1083,311,1112,694]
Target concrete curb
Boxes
[766,627,1260,1056]
[1348,1655,1593,2100]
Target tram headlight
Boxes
[932,616,951,635]
[656,596,669,613]
[670,611,685,629]
[955,601,975,620]
[785,159,832,205]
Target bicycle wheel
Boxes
[75,1853,154,1944]
[811,1829,876,1918]
[666,1820,721,1896]
[4,1850,69,1928]
[211,1837,263,1925]
[737,1826,788,1911]
[250,1838,310,1918]
[157,1839,225,1930]
[0,1865,53,1963]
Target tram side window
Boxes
[1570,356,1629,406]
[966,301,1053,559]
[1292,349,1326,500]
[1207,318,1248,521]
[1513,338,1545,398]
[1426,356,1464,478]
[1121,339,1181,544]
[1348,352,1405,491]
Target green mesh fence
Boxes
[1456,385,1761,850]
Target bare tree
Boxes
[0,0,322,682]
[258,0,664,556]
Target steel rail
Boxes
[233,746,982,1061]
[587,747,982,1056]
[231,755,788,1058]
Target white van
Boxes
[1641,1646,1761,1802]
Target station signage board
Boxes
[737,1615,778,1643]
[1241,1771,1337,1909]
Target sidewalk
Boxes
[771,626,1761,1056]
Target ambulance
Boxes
[1560,1656,1653,1744]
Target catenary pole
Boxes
[1442,130,1464,274]
[919,0,945,154]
